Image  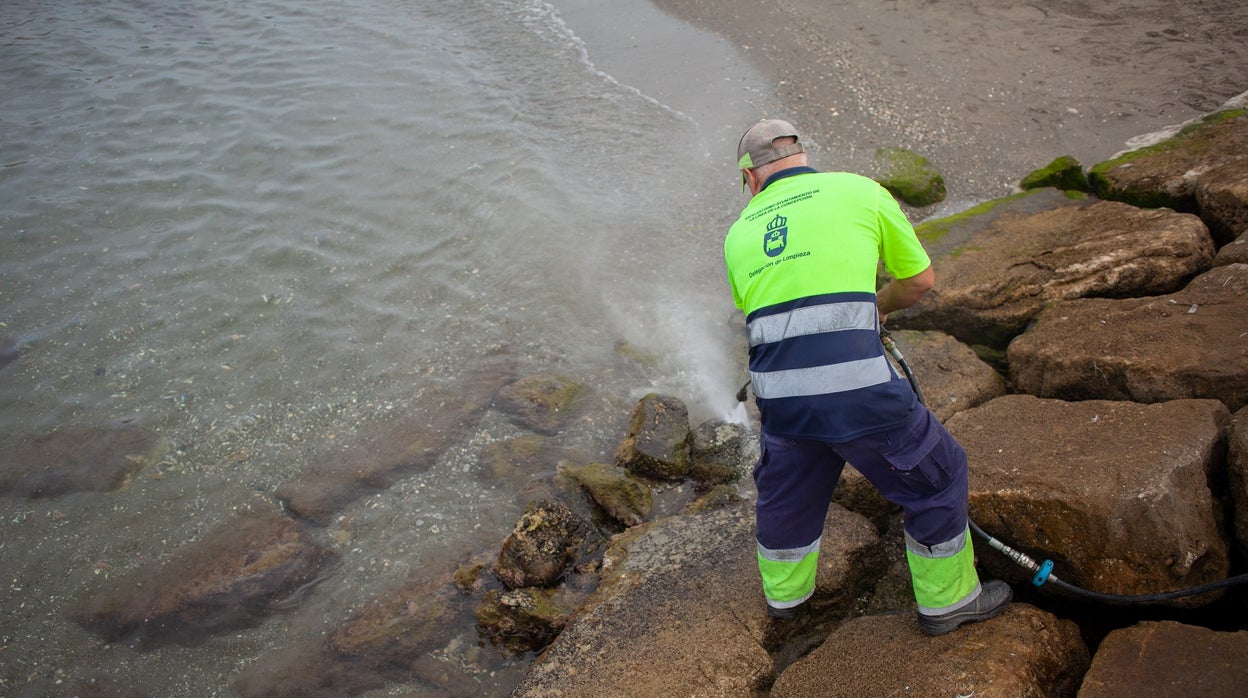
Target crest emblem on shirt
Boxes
[763,215,787,257]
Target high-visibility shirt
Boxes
[724,168,932,441]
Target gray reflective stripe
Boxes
[905,528,969,559]
[769,593,812,610]
[918,582,982,616]
[757,536,821,562]
[747,301,877,348]
[751,355,893,400]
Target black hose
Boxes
[968,518,1248,605]
[879,329,923,405]
[882,330,1248,606]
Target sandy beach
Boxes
[646,0,1248,212]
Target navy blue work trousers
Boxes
[754,405,969,551]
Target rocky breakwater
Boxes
[15,107,1246,695]
[511,107,1248,696]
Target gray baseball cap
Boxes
[737,118,806,170]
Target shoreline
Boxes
[635,0,1248,213]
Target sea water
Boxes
[0,0,776,693]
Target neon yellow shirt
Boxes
[725,169,930,315]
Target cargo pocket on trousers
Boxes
[882,417,951,492]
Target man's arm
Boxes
[877,265,935,325]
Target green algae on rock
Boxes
[873,147,947,206]
[1020,155,1090,192]
[561,461,653,528]
[1088,109,1248,241]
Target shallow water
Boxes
[0,0,774,694]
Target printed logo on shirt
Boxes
[764,215,787,257]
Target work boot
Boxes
[917,579,1012,636]
[766,602,804,619]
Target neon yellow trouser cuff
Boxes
[757,537,820,609]
[907,527,981,614]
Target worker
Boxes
[724,118,1011,635]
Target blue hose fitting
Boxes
[1032,559,1054,587]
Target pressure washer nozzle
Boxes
[735,380,750,403]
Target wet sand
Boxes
[649,0,1248,211]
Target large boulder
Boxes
[1008,263,1248,411]
[1089,109,1248,244]
[513,501,886,696]
[1078,621,1248,696]
[884,329,1007,422]
[771,604,1088,697]
[949,395,1232,607]
[1227,407,1248,561]
[1196,160,1248,245]
[1215,228,1248,265]
[833,329,1007,531]
[893,190,1214,348]
[73,512,338,645]
[0,424,169,498]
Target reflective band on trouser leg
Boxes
[757,538,820,609]
[906,527,981,615]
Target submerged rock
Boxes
[475,587,572,655]
[276,368,506,524]
[73,512,338,645]
[0,424,169,498]
[235,568,481,698]
[0,335,19,371]
[492,373,586,436]
[475,433,575,489]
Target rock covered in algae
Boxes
[1020,154,1090,192]
[475,587,572,655]
[872,146,946,206]
[494,498,597,589]
[560,461,653,528]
